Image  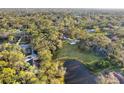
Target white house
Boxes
[20,44,38,65]
[68,38,80,45]
[86,29,96,33]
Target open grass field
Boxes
[56,42,104,73]
[56,42,124,74]
[56,43,101,63]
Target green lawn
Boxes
[56,43,101,63]
[56,42,123,74]
[56,42,104,73]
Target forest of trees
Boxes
[0,9,124,84]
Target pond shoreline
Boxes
[64,60,98,84]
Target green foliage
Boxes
[0,11,123,84]
[0,43,38,84]
[39,61,65,84]
[95,60,111,69]
[38,49,52,62]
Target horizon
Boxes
[1,8,124,15]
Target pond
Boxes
[64,60,97,84]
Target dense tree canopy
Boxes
[0,10,124,84]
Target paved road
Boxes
[64,60,97,84]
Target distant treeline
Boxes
[0,8,124,16]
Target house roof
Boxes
[86,29,96,33]
[20,44,31,49]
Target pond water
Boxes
[64,60,97,84]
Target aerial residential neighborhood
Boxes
[0,9,124,84]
